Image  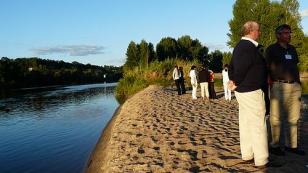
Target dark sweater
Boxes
[198,69,209,83]
[228,40,267,92]
[265,43,300,83]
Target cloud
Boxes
[205,43,231,52]
[301,9,308,17]
[31,45,104,56]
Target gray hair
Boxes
[241,21,259,36]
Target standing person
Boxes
[228,21,280,168]
[172,65,181,95]
[189,65,198,100]
[222,64,231,101]
[198,66,210,100]
[266,24,305,156]
[178,66,186,94]
[208,70,216,99]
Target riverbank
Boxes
[86,85,308,172]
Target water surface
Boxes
[0,83,119,173]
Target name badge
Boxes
[285,54,292,60]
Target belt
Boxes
[273,80,295,84]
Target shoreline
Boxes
[85,105,122,173]
[86,85,308,172]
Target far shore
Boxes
[86,85,308,172]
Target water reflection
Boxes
[0,83,116,115]
[0,83,119,173]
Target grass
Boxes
[115,59,200,103]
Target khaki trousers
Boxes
[270,82,302,148]
[235,89,268,166]
[200,82,209,99]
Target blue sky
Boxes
[1,0,307,66]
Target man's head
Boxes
[241,21,260,41]
[275,24,291,44]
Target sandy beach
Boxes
[86,85,308,173]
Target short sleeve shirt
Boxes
[265,43,300,82]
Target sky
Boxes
[0,0,308,67]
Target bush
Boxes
[115,58,203,103]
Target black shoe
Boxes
[284,147,306,156]
[269,147,285,156]
[254,161,283,168]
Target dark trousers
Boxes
[179,78,186,94]
[209,82,216,99]
[174,79,181,95]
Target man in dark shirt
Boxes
[228,21,274,168]
[198,66,209,100]
[266,24,305,156]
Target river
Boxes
[0,83,119,173]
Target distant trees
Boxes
[222,52,232,66]
[208,50,223,73]
[124,35,212,71]
[0,57,122,89]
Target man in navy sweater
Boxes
[228,21,280,168]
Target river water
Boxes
[0,83,119,173]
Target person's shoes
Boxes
[284,147,306,156]
[269,147,285,156]
[242,159,254,164]
[254,161,283,169]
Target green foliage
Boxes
[124,41,139,70]
[115,59,201,103]
[115,74,148,103]
[0,57,122,89]
[124,35,210,71]
[177,35,193,60]
[208,50,223,73]
[222,52,232,66]
[228,0,307,71]
[156,37,178,61]
[139,40,149,68]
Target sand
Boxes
[86,85,308,173]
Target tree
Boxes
[208,50,223,73]
[148,43,156,63]
[191,39,205,61]
[177,35,193,60]
[228,0,306,71]
[124,41,139,70]
[139,40,149,68]
[156,37,178,61]
[222,52,232,66]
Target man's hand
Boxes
[227,80,237,91]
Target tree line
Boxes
[124,0,308,73]
[0,57,122,89]
[124,35,225,73]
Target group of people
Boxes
[189,65,217,100]
[228,21,304,168]
[173,65,217,100]
[173,21,304,169]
